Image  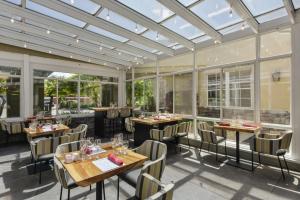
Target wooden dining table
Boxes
[214,123,261,170]
[24,124,70,140]
[56,146,147,200]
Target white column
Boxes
[291,22,300,160]
[254,34,261,123]
[118,69,125,107]
[23,54,31,118]
[156,60,159,113]
[192,48,198,134]
[132,67,135,109]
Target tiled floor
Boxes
[1,143,300,200]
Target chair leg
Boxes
[215,143,218,161]
[258,153,261,165]
[60,186,63,200]
[187,136,190,149]
[208,143,210,152]
[224,140,228,157]
[117,176,120,200]
[251,150,254,172]
[34,161,37,173]
[102,181,106,200]
[277,156,285,180]
[283,155,290,174]
[199,142,203,154]
[67,189,70,200]
[89,185,91,191]
[39,161,42,184]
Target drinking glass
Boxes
[122,140,129,155]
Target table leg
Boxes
[96,181,103,200]
[236,131,240,163]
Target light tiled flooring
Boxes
[1,143,300,200]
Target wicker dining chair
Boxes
[250,130,293,179]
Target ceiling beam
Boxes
[0,27,132,66]
[91,0,194,50]
[31,0,174,56]
[227,0,258,34]
[0,0,157,60]
[156,0,222,41]
[283,0,295,24]
[0,16,143,64]
[0,35,121,68]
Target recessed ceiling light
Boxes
[135,23,138,32]
[48,50,52,54]
[241,23,245,30]
[23,42,27,48]
[70,55,73,58]
[156,32,159,41]
[106,10,110,20]
[76,38,79,43]
[88,58,91,62]
[118,52,122,55]
[104,62,107,65]
[70,0,74,4]
[229,7,233,18]
[99,45,103,51]
[46,29,51,34]
[10,18,14,23]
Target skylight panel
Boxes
[26,0,86,28]
[142,30,176,47]
[219,22,249,35]
[162,15,204,40]
[98,8,147,34]
[293,0,300,9]
[86,25,129,42]
[59,0,101,15]
[192,35,211,43]
[4,0,21,5]
[127,41,157,53]
[117,0,174,23]
[177,0,198,7]
[256,8,288,24]
[170,44,184,50]
[242,0,284,16]
[190,0,242,30]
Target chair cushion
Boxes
[119,167,141,187]
[276,149,287,156]
[38,153,54,161]
[162,136,175,142]
[216,136,225,143]
[67,178,78,189]
[177,132,187,137]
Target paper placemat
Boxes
[92,158,119,172]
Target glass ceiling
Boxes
[1,0,296,66]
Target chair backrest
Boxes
[125,117,134,133]
[107,109,119,119]
[31,135,70,160]
[55,140,81,156]
[62,115,72,126]
[69,124,88,141]
[197,129,217,144]
[0,95,6,117]
[197,121,211,131]
[177,122,187,134]
[120,107,131,118]
[135,173,174,200]
[280,130,293,150]
[5,121,25,135]
[164,125,177,138]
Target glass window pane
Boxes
[135,64,156,79]
[127,41,157,53]
[4,0,21,5]
[190,0,242,30]
[142,30,176,47]
[98,8,147,34]
[222,65,254,121]
[256,8,288,23]
[260,58,291,125]
[102,84,118,107]
[117,0,174,22]
[0,77,20,118]
[198,69,221,118]
[175,73,192,115]
[80,81,101,113]
[86,25,129,42]
[134,79,156,112]
[59,0,101,14]
[293,0,300,9]
[192,35,211,43]
[163,15,204,40]
[177,0,198,7]
[26,1,86,28]
[126,81,132,107]
[159,76,173,113]
[33,79,57,115]
[260,28,291,58]
[126,68,132,80]
[58,80,78,114]
[219,22,249,35]
[159,52,194,74]
[0,66,21,76]
[197,37,256,67]
[242,0,284,16]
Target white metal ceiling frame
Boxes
[31,0,175,56]
[0,15,144,64]
[0,27,132,66]
[90,0,194,50]
[283,0,296,24]
[156,0,222,42]
[0,1,158,61]
[226,0,258,34]
[0,35,122,68]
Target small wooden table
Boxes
[24,124,70,140]
[57,147,147,200]
[131,117,183,146]
[214,124,261,170]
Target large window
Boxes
[260,58,291,125]
[174,73,192,115]
[33,70,118,115]
[134,78,156,112]
[0,66,21,118]
[159,76,173,113]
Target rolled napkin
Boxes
[108,153,123,166]
[242,123,258,128]
[218,121,231,126]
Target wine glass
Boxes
[122,140,129,155]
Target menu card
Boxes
[92,158,119,172]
